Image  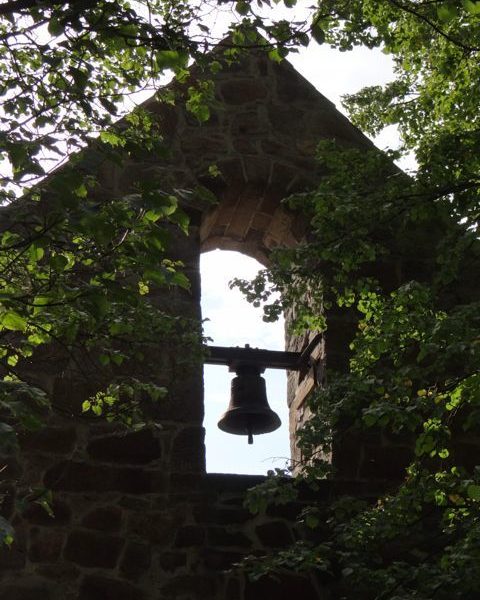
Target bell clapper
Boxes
[247,426,253,445]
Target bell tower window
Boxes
[200,249,289,475]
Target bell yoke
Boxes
[205,336,322,444]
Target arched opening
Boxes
[200,249,289,474]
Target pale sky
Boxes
[202,41,401,474]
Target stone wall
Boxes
[4,42,477,598]
[1,385,389,598]
[1,458,382,600]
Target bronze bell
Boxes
[217,365,281,444]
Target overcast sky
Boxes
[202,40,399,475]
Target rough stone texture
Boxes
[63,529,124,568]
[87,429,162,464]
[81,505,123,531]
[1,472,366,600]
[19,427,77,455]
[244,572,321,600]
[28,528,64,563]
[120,541,152,581]
[79,574,147,600]
[2,42,480,600]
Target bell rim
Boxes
[217,408,281,436]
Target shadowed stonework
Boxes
[3,46,472,598]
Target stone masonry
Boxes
[3,44,476,599]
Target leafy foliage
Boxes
[0,0,479,595]
[0,0,328,546]
[232,1,480,598]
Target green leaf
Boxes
[311,23,325,45]
[1,311,27,332]
[170,271,190,290]
[29,244,44,262]
[0,516,15,546]
[462,0,480,14]
[437,3,458,21]
[47,19,64,36]
[99,131,125,147]
[169,210,190,233]
[0,422,17,453]
[144,210,161,222]
[70,68,89,92]
[305,513,320,528]
[156,50,188,71]
[467,484,480,500]
[111,354,124,366]
[99,354,110,366]
[235,1,250,15]
[87,293,109,321]
[143,269,166,286]
[49,254,69,272]
[268,48,284,63]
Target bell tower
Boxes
[0,46,392,599]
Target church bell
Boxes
[217,365,281,444]
[205,338,322,445]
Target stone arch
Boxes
[136,48,375,466]
[6,44,479,600]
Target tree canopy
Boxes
[0,0,322,545]
[0,1,479,598]
[231,2,480,598]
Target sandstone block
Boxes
[87,429,162,465]
[171,426,206,473]
[160,574,216,599]
[174,524,205,548]
[207,526,251,548]
[0,580,53,600]
[64,529,123,568]
[19,427,76,455]
[28,527,64,563]
[81,506,123,532]
[158,551,187,572]
[79,574,146,600]
[193,505,250,526]
[120,541,151,581]
[221,79,267,105]
[203,548,244,571]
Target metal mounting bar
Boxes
[204,334,322,373]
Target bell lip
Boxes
[217,408,281,436]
